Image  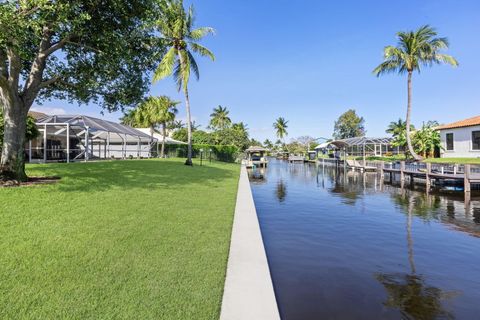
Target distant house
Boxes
[437,115,480,158]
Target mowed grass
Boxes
[424,157,480,164]
[0,159,240,319]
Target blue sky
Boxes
[32,0,480,142]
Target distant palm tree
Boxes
[135,96,179,158]
[209,106,232,130]
[153,0,215,165]
[232,122,248,133]
[373,25,458,161]
[120,109,138,127]
[273,117,289,148]
[387,118,414,136]
[168,120,185,131]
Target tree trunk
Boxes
[0,99,28,182]
[405,71,422,161]
[161,122,166,158]
[150,125,157,158]
[184,86,193,166]
[177,50,193,166]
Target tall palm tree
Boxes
[152,0,215,166]
[373,25,458,161]
[209,105,232,130]
[273,117,289,147]
[135,96,179,158]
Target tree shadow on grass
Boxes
[26,160,239,193]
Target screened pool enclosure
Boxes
[315,137,404,158]
[27,115,157,163]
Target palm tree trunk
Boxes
[184,86,193,166]
[177,50,193,166]
[161,122,166,158]
[150,125,158,158]
[406,71,422,161]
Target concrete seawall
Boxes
[220,166,280,320]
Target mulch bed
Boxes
[0,176,61,188]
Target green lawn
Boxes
[0,159,240,319]
[423,157,480,164]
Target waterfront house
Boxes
[437,115,480,158]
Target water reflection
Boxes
[376,273,457,320]
[275,179,287,203]
[249,159,480,319]
[376,194,458,319]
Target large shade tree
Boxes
[333,109,365,139]
[373,25,458,161]
[152,0,215,166]
[0,0,161,181]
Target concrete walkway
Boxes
[220,166,280,320]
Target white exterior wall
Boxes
[439,125,480,158]
[107,144,152,159]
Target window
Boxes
[446,133,454,151]
[472,131,480,150]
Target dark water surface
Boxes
[249,159,480,320]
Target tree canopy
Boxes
[0,0,163,111]
[333,109,365,139]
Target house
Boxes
[437,115,480,158]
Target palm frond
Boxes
[187,50,200,80]
[189,27,216,40]
[180,49,191,92]
[153,47,177,83]
[189,42,215,61]
[434,53,459,67]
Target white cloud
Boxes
[30,106,66,115]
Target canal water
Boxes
[248,159,480,320]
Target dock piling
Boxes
[426,163,431,190]
[400,161,405,182]
[464,164,471,193]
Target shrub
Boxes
[164,144,240,163]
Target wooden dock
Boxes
[380,161,479,193]
[288,155,305,163]
[316,158,480,194]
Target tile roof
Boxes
[437,115,480,130]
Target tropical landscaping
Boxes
[0,0,479,319]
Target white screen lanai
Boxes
[28,115,157,162]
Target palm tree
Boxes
[152,0,215,166]
[209,105,232,130]
[120,109,138,127]
[386,118,414,136]
[168,120,185,131]
[135,96,179,158]
[373,25,458,161]
[273,117,289,148]
[232,122,248,134]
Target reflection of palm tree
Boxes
[376,273,456,320]
[376,193,457,319]
[276,179,287,202]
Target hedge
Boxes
[163,144,240,163]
